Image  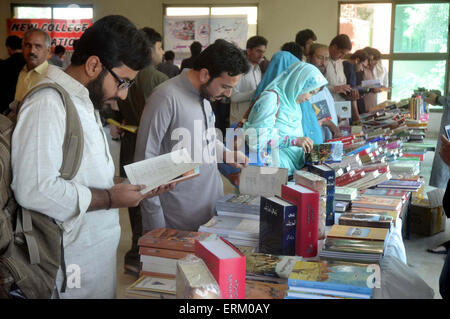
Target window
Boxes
[339,1,450,105]
[164,5,258,66]
[12,4,93,20]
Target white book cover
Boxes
[124,148,200,194]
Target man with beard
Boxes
[10,15,173,298]
[135,39,249,233]
[13,29,51,108]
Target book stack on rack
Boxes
[285,260,374,299]
[137,228,215,279]
[319,224,389,264]
[199,214,260,248]
[216,194,260,220]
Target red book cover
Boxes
[195,237,246,299]
[335,170,356,185]
[326,135,354,143]
[281,184,319,258]
[336,171,366,186]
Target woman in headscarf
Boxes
[243,61,328,175]
[252,51,301,101]
[219,51,301,186]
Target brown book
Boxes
[138,228,215,252]
[139,246,191,259]
[245,280,288,299]
[339,213,392,229]
[327,224,389,242]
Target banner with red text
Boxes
[7,19,93,51]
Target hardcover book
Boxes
[327,225,389,242]
[244,252,303,278]
[308,164,336,226]
[338,213,393,229]
[259,196,297,256]
[246,280,288,299]
[138,228,216,252]
[312,99,332,122]
[195,237,246,299]
[288,260,373,296]
[352,196,402,211]
[281,184,319,257]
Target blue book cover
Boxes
[259,196,297,256]
[346,143,373,156]
[325,195,335,226]
[288,260,373,295]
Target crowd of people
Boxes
[0,14,448,300]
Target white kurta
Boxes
[11,65,120,299]
[230,64,262,123]
[325,58,347,102]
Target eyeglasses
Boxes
[104,66,135,90]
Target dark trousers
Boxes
[440,249,450,299]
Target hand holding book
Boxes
[296,137,314,153]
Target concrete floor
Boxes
[106,127,447,299]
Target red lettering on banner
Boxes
[7,18,93,51]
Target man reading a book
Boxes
[135,39,249,233]
[10,15,174,298]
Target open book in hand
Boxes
[124,148,200,194]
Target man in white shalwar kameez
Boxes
[11,16,173,299]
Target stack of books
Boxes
[285,260,373,299]
[137,228,215,279]
[198,215,259,248]
[216,194,260,220]
[319,224,389,264]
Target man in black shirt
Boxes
[1,36,26,114]
[180,41,202,71]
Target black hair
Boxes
[6,35,22,50]
[190,41,202,57]
[281,42,303,60]
[164,50,175,61]
[330,34,352,51]
[141,27,162,48]
[71,15,151,71]
[246,35,268,50]
[54,45,66,55]
[193,39,250,79]
[350,49,369,62]
[295,29,317,47]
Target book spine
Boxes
[283,206,297,256]
[281,185,319,257]
[259,197,284,255]
[139,247,190,259]
[307,166,336,226]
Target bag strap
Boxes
[15,82,84,293]
[16,83,84,179]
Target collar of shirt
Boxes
[45,64,92,107]
[23,60,49,74]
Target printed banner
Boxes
[7,18,93,51]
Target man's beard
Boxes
[86,68,119,110]
[199,80,226,102]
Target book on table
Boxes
[352,196,402,211]
[287,260,373,298]
[138,228,216,252]
[124,148,200,194]
[327,224,389,242]
[125,275,176,299]
[305,142,344,165]
[239,166,289,197]
[176,255,221,299]
[195,237,246,299]
[338,213,393,229]
[335,187,358,201]
[281,184,319,257]
[198,215,259,240]
[259,196,297,256]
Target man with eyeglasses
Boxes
[10,15,174,298]
[135,39,249,234]
[115,27,169,278]
[308,43,341,141]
